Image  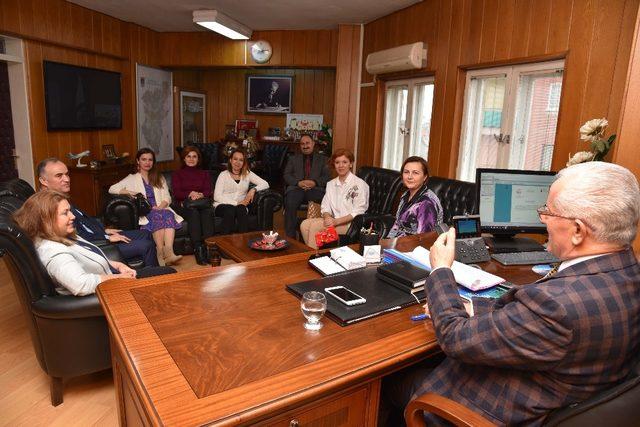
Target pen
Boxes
[411,313,430,321]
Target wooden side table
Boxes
[68,162,133,216]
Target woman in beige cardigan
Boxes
[109,148,184,265]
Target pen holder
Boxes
[359,233,380,255]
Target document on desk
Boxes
[384,246,505,291]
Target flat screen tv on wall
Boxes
[43,60,122,130]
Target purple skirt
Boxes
[141,208,181,232]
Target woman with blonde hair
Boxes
[214,148,269,234]
[300,149,369,249]
[12,191,136,296]
[109,148,183,265]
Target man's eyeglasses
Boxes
[536,204,581,223]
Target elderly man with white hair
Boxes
[382,162,640,426]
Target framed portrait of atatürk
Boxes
[246,75,293,114]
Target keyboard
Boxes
[491,251,559,266]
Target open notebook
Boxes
[384,246,505,291]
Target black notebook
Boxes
[376,272,425,297]
[287,266,425,326]
[377,261,430,288]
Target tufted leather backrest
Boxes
[426,176,478,225]
[176,142,221,171]
[0,177,36,201]
[356,166,403,215]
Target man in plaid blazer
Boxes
[384,162,640,425]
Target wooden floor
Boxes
[0,254,220,426]
[0,211,287,425]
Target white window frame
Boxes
[381,76,435,170]
[457,59,565,181]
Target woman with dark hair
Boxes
[213,148,269,234]
[300,148,369,249]
[171,145,215,265]
[13,191,137,296]
[387,156,443,238]
[109,148,184,265]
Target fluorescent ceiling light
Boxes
[193,10,252,40]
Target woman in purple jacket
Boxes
[387,156,443,238]
[171,146,215,265]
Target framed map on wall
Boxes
[136,64,173,161]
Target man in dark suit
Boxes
[282,134,330,238]
[37,158,158,267]
[383,161,640,425]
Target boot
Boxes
[163,246,183,265]
[156,245,166,266]
[195,245,209,266]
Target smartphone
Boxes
[324,286,367,306]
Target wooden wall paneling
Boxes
[549,0,595,171]
[547,1,573,53]
[613,5,640,252]
[493,0,516,60]
[509,0,532,58]
[479,0,499,63]
[333,25,361,154]
[581,0,627,142]
[526,0,552,56]
[0,0,20,35]
[460,0,483,66]
[17,0,36,39]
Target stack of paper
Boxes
[330,246,366,270]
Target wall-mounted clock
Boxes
[250,40,272,64]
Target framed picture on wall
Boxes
[246,75,293,114]
[179,90,206,147]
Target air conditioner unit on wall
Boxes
[365,42,426,75]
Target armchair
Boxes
[426,176,477,224]
[343,166,404,243]
[0,194,111,406]
[405,355,640,427]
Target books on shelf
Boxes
[382,246,505,291]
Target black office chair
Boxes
[0,195,111,406]
[343,166,404,244]
[405,355,640,427]
[426,176,477,225]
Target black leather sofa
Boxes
[103,170,283,255]
[343,169,478,243]
[0,194,111,406]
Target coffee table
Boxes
[205,230,314,263]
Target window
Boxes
[457,60,564,181]
[381,77,434,170]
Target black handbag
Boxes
[182,197,212,210]
[134,193,152,216]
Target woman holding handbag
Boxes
[109,148,184,266]
[171,145,215,265]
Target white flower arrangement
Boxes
[567,118,616,166]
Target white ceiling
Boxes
[67,0,422,32]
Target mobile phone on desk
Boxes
[325,286,366,306]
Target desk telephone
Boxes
[435,215,491,264]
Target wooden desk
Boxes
[97,233,539,426]
[205,230,314,263]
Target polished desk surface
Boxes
[97,233,540,426]
[205,230,314,263]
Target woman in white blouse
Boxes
[300,149,369,249]
[13,191,137,296]
[109,148,184,266]
[214,148,269,234]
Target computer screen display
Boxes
[476,168,557,236]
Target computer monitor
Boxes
[475,168,557,252]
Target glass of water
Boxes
[301,291,327,331]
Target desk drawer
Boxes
[258,381,377,427]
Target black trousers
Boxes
[175,205,215,247]
[215,204,249,235]
[284,187,325,237]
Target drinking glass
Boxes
[301,291,327,331]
